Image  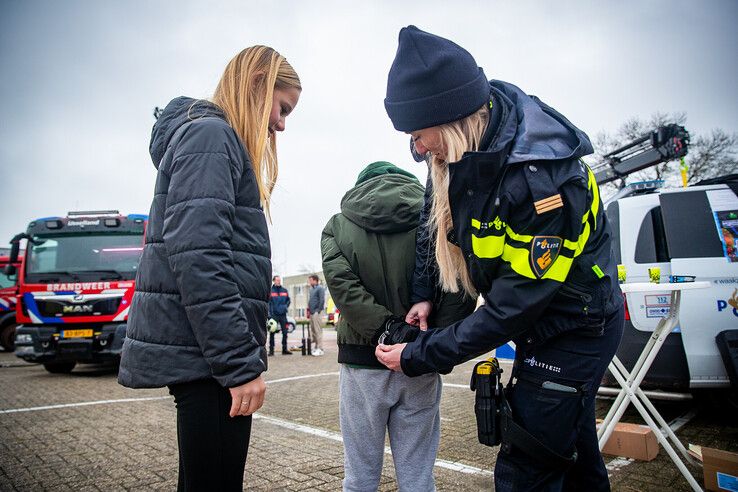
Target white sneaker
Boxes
[312,348,324,356]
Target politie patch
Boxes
[530,236,562,278]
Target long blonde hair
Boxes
[212,46,301,217]
[429,104,489,297]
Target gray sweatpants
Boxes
[339,364,442,492]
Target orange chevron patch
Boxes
[534,194,563,214]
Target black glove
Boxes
[374,317,421,345]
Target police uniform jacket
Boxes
[401,81,622,376]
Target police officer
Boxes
[375,26,624,491]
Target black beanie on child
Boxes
[384,25,490,132]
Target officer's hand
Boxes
[405,301,432,330]
[375,343,407,372]
[229,375,266,417]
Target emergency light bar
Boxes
[67,210,120,217]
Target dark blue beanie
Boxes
[385,25,490,132]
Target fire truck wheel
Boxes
[0,323,17,351]
[43,361,76,374]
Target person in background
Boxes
[376,26,623,491]
[307,274,326,356]
[322,161,475,492]
[268,275,292,356]
[119,46,300,491]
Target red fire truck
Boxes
[7,211,146,373]
[0,249,22,351]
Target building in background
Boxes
[282,272,329,321]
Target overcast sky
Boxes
[1,0,737,275]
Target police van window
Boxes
[659,190,726,259]
[635,206,670,264]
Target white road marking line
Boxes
[268,372,475,391]
[0,372,341,414]
[605,457,634,472]
[0,396,171,414]
[0,362,33,368]
[266,372,339,385]
[254,414,493,477]
[272,371,474,391]
[442,383,468,389]
[667,409,697,434]
[0,396,492,476]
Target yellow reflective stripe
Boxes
[499,244,573,282]
[506,226,533,244]
[472,221,533,260]
[501,245,535,279]
[586,164,599,230]
[563,220,591,256]
[544,254,573,281]
[471,233,505,258]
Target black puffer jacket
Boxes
[119,97,270,389]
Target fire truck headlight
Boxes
[15,334,33,344]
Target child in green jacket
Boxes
[321,161,474,492]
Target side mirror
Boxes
[4,264,16,276]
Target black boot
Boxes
[282,350,293,355]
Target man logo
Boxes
[530,236,562,278]
[63,305,94,314]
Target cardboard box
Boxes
[599,422,659,461]
[702,447,738,492]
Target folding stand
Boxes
[598,281,710,491]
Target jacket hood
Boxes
[149,96,226,169]
[341,173,424,234]
[487,80,593,164]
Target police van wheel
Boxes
[43,362,76,374]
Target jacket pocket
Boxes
[509,344,600,457]
[556,282,606,335]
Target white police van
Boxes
[606,177,738,392]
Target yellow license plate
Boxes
[61,329,93,339]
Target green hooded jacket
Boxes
[321,163,475,368]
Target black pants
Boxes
[269,314,288,353]
[168,379,252,492]
[494,306,625,492]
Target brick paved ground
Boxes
[0,328,736,491]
